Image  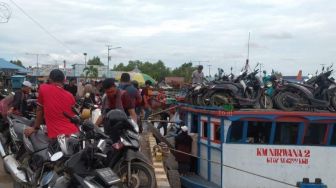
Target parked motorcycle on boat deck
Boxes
[274,69,336,111]
[203,67,273,109]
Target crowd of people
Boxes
[2,68,195,175]
[1,69,160,140]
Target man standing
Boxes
[64,78,77,97]
[192,65,204,85]
[24,69,78,138]
[175,126,193,174]
[8,81,32,117]
[119,73,142,118]
[141,80,153,120]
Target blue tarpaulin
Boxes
[0,58,28,73]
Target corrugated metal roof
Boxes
[0,58,28,73]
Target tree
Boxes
[171,62,196,82]
[83,65,98,79]
[87,56,104,66]
[10,60,24,68]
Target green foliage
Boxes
[113,60,171,81]
[87,56,104,66]
[83,65,98,78]
[10,60,24,68]
[171,62,196,82]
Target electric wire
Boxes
[8,0,77,54]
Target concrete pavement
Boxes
[0,159,13,188]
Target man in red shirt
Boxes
[24,69,78,138]
[95,78,136,126]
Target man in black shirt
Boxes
[64,78,77,97]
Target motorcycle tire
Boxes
[13,181,34,188]
[210,92,232,107]
[117,162,156,188]
[259,95,273,109]
[331,95,336,111]
[275,91,299,111]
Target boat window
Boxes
[274,122,299,145]
[330,124,336,145]
[228,121,244,143]
[191,114,198,133]
[247,121,272,144]
[202,121,208,138]
[303,123,327,145]
[214,123,221,142]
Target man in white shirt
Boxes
[192,65,204,86]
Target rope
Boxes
[148,105,180,118]
[147,118,298,188]
[166,147,297,187]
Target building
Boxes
[165,77,185,88]
[0,58,28,88]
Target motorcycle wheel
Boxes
[117,162,156,188]
[210,92,232,107]
[331,95,336,111]
[275,91,300,111]
[259,95,273,109]
[197,95,205,106]
[13,181,34,188]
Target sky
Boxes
[1,0,336,76]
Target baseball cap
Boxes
[181,126,188,132]
[22,81,32,88]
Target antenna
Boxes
[247,32,250,61]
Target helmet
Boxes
[104,110,129,139]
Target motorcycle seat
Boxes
[11,114,34,126]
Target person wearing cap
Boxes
[24,69,78,138]
[95,78,136,126]
[174,126,193,174]
[192,65,204,86]
[8,80,32,117]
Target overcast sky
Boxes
[1,0,336,75]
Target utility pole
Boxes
[106,45,121,77]
[83,53,87,68]
[25,53,48,77]
[207,64,212,77]
[63,60,66,77]
[190,60,210,66]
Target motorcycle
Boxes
[61,109,156,188]
[274,67,336,111]
[203,64,273,109]
[0,113,64,188]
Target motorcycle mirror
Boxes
[50,151,63,162]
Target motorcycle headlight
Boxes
[266,81,273,88]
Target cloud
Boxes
[263,32,293,39]
[1,0,336,75]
